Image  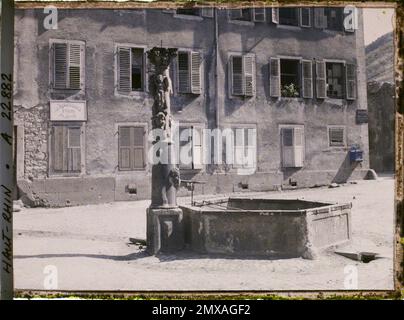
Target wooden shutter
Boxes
[269,57,280,97]
[190,52,201,94]
[315,60,326,99]
[272,8,279,24]
[293,127,304,167]
[192,127,203,169]
[118,127,132,170]
[245,128,256,168]
[53,126,67,171]
[301,60,313,98]
[67,127,81,172]
[178,52,190,93]
[231,56,243,96]
[281,128,294,167]
[133,127,145,169]
[346,63,356,100]
[314,8,327,28]
[233,128,245,168]
[243,55,255,97]
[54,43,68,89]
[68,44,82,89]
[117,47,131,93]
[299,8,311,27]
[253,8,266,22]
[201,8,214,18]
[329,127,345,147]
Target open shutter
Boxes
[271,8,279,24]
[192,127,203,169]
[253,8,266,22]
[299,8,311,27]
[243,55,255,97]
[68,44,82,89]
[301,60,313,98]
[345,63,356,100]
[314,8,327,28]
[201,8,214,18]
[67,127,81,172]
[54,43,68,89]
[293,127,304,167]
[117,47,131,93]
[269,57,280,98]
[133,127,145,169]
[190,51,201,94]
[118,127,132,170]
[315,60,326,99]
[231,56,244,96]
[178,52,190,93]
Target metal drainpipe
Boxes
[214,6,219,130]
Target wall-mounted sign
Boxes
[356,109,368,124]
[50,100,87,121]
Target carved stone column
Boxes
[146,47,184,254]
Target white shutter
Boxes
[243,55,255,97]
[272,8,279,24]
[301,60,313,98]
[190,51,201,94]
[53,43,68,89]
[269,57,280,97]
[346,63,356,100]
[281,128,294,168]
[201,8,214,18]
[117,47,131,93]
[68,43,82,89]
[233,128,245,168]
[314,8,327,28]
[293,127,304,167]
[299,8,311,27]
[177,51,190,93]
[315,60,326,99]
[253,8,266,22]
[231,56,244,96]
[192,127,203,170]
[245,128,256,169]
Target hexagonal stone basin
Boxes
[180,198,352,259]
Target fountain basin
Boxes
[180,198,351,259]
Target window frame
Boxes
[175,48,203,95]
[229,126,258,170]
[279,124,305,168]
[328,125,347,148]
[115,122,148,173]
[278,7,300,27]
[324,59,346,100]
[228,52,256,98]
[176,123,206,172]
[114,43,148,98]
[48,122,86,177]
[279,58,302,98]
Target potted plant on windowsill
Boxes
[281,83,300,98]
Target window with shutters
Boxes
[116,46,145,94]
[229,54,255,97]
[118,126,146,171]
[177,51,202,95]
[228,9,252,22]
[280,126,304,168]
[50,124,83,175]
[326,62,344,99]
[51,40,84,91]
[280,59,300,97]
[231,127,257,169]
[178,126,204,170]
[328,126,346,147]
[279,8,299,26]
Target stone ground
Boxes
[13,176,395,291]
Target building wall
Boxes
[14,8,371,207]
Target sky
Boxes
[362,8,394,45]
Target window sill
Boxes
[276,24,301,31]
[115,90,149,99]
[324,98,346,106]
[48,173,83,178]
[173,14,203,21]
[228,20,255,26]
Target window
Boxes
[178,126,203,170]
[229,9,252,22]
[253,8,266,22]
[281,126,304,168]
[229,54,256,97]
[118,126,146,170]
[299,8,311,27]
[231,127,256,169]
[280,59,300,97]
[177,51,202,94]
[325,8,344,31]
[50,124,83,174]
[326,62,344,99]
[51,40,84,90]
[176,8,200,16]
[328,127,346,147]
[279,8,299,26]
[117,46,145,94]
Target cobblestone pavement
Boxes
[13,176,394,291]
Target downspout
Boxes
[214,6,219,129]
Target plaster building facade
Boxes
[13,7,372,207]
